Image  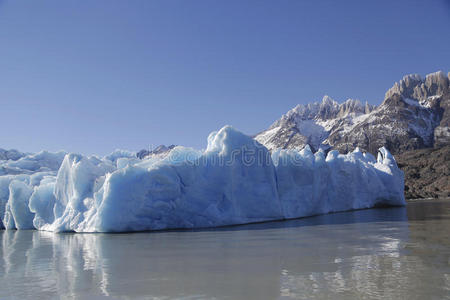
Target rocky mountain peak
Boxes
[385,70,449,102]
[321,95,338,106]
[424,71,449,97]
[275,95,369,127]
[365,101,374,114]
[316,95,339,120]
[256,70,449,154]
[337,99,368,117]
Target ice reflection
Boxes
[1,202,450,299]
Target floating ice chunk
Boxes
[4,151,66,173]
[4,180,34,229]
[0,126,405,233]
[378,146,397,166]
[116,157,140,169]
[29,171,55,186]
[0,174,30,228]
[49,154,114,232]
[299,145,315,167]
[104,149,136,164]
[325,149,340,162]
[0,176,16,229]
[351,147,364,160]
[314,148,326,163]
[272,148,316,218]
[89,126,282,232]
[363,151,376,163]
[92,164,182,232]
[373,147,404,206]
[29,180,56,230]
[161,146,202,165]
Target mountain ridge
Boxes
[255,70,450,155]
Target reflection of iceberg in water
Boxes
[278,236,409,299]
[0,231,110,298]
[1,205,450,299]
[276,206,450,300]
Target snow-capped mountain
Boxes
[255,96,375,152]
[255,71,450,154]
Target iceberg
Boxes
[0,126,405,232]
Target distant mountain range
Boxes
[255,71,450,154]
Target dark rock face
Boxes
[396,146,450,199]
[338,72,449,154]
[328,93,442,154]
[434,91,450,147]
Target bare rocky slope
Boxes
[396,146,450,199]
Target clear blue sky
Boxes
[0,0,449,155]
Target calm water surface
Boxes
[1,199,450,300]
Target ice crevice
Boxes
[0,126,405,232]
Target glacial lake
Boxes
[1,199,450,300]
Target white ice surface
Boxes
[0,126,405,232]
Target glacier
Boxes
[0,126,405,232]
